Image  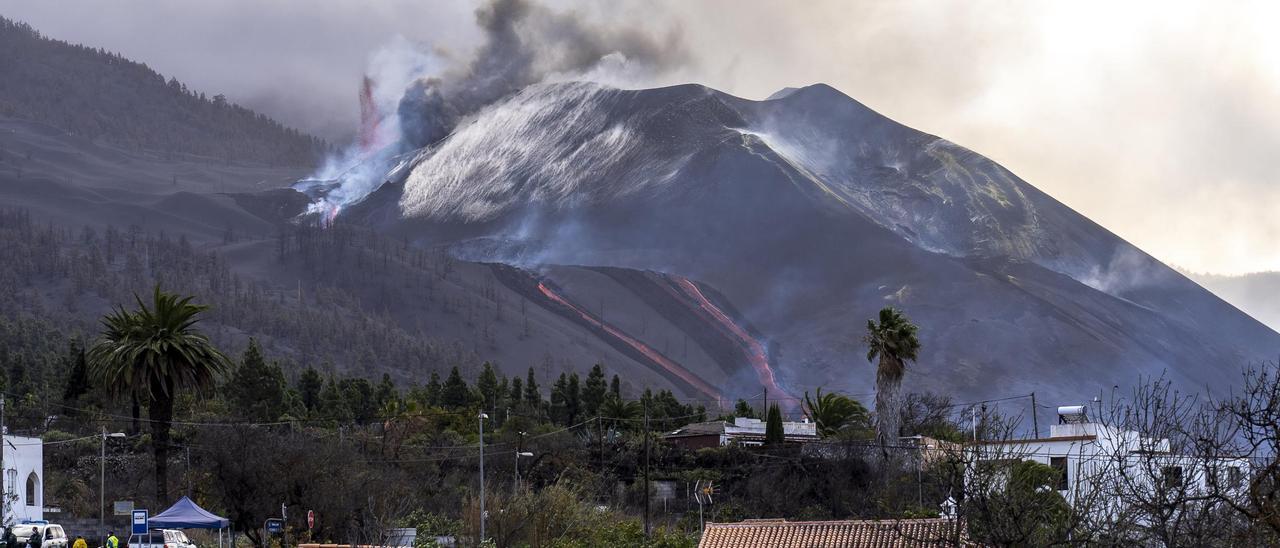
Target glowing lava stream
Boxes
[668,276,788,405]
[536,283,723,401]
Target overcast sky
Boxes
[3,0,1278,275]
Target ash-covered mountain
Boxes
[337,81,1280,405]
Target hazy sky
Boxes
[3,0,1278,275]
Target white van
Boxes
[9,523,69,548]
[132,529,196,548]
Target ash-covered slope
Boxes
[348,81,1280,404]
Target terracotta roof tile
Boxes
[698,518,971,547]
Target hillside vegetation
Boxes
[0,16,326,167]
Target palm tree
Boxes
[87,287,230,504]
[864,307,921,458]
[600,394,641,421]
[803,389,871,438]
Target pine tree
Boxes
[340,377,376,424]
[523,367,541,407]
[610,374,621,399]
[228,338,286,422]
[375,373,397,409]
[550,373,569,425]
[509,377,523,405]
[425,371,443,407]
[476,362,500,413]
[297,367,323,413]
[61,339,91,404]
[765,403,785,446]
[441,366,472,409]
[583,364,607,417]
[319,376,350,422]
[566,373,582,425]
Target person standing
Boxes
[3,527,17,548]
[71,537,86,548]
[26,529,41,548]
[105,532,118,548]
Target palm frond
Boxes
[87,286,230,401]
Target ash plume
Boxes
[300,0,686,217]
[397,0,687,149]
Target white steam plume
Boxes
[296,0,687,220]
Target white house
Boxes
[664,417,819,449]
[971,405,1248,514]
[3,434,44,524]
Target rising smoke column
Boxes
[396,0,687,149]
[300,0,686,218]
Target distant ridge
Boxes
[765,86,801,100]
[1186,269,1280,332]
[0,16,328,167]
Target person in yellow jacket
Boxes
[105,532,118,548]
[70,537,87,548]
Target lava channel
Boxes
[666,275,789,405]
[536,282,723,401]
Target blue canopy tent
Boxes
[149,497,230,548]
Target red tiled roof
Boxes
[698,518,971,547]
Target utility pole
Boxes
[514,450,532,495]
[100,429,124,545]
[514,432,525,492]
[478,412,489,544]
[100,428,106,537]
[281,504,288,548]
[1031,392,1040,439]
[971,406,977,442]
[643,400,651,538]
[1,395,6,526]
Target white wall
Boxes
[3,435,44,524]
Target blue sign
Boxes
[131,510,149,536]
[266,519,284,534]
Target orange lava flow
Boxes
[537,282,722,401]
[668,276,789,405]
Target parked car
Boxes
[9,522,69,548]
[131,529,196,548]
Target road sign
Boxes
[131,509,149,536]
[694,480,717,505]
[113,501,134,516]
[266,519,284,534]
[307,510,315,530]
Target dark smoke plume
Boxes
[397,0,687,149]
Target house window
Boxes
[25,472,38,507]
[1228,466,1244,489]
[1162,466,1184,489]
[1050,457,1069,491]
